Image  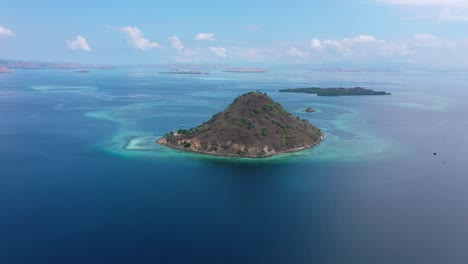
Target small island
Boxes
[74,69,90,73]
[222,67,268,73]
[305,107,315,113]
[279,87,391,96]
[157,92,323,158]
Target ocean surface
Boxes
[1,67,467,263]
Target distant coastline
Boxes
[0,59,113,70]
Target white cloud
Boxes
[288,47,309,58]
[412,34,440,47]
[310,39,326,51]
[66,35,91,52]
[378,0,468,21]
[322,39,350,54]
[121,26,161,51]
[195,33,215,41]
[0,26,15,37]
[411,34,457,50]
[169,36,184,52]
[168,36,199,58]
[309,35,410,56]
[209,47,227,57]
[413,34,437,41]
[348,35,383,44]
[378,0,468,7]
[438,8,468,21]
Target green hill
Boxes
[158,92,323,158]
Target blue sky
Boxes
[1,0,468,68]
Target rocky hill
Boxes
[158,92,323,158]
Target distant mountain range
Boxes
[1,58,467,73]
[0,58,112,69]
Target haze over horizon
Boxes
[1,0,468,69]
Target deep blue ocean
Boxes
[1,67,467,263]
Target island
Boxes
[222,67,268,73]
[279,87,391,96]
[305,107,315,113]
[157,92,323,158]
[159,69,209,74]
[73,69,90,73]
[0,58,113,70]
[0,66,12,73]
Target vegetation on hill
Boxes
[158,92,323,158]
[279,87,391,96]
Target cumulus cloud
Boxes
[322,39,350,53]
[0,26,15,37]
[411,34,457,49]
[288,47,309,58]
[413,34,439,47]
[195,33,215,41]
[349,35,384,44]
[168,36,198,58]
[169,36,184,52]
[310,39,326,51]
[66,35,91,52]
[309,35,410,56]
[413,34,437,41]
[209,47,227,57]
[438,8,468,21]
[121,26,161,51]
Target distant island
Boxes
[74,69,90,73]
[279,87,391,96]
[159,69,209,74]
[222,67,267,73]
[0,58,113,70]
[158,92,323,158]
[0,66,12,73]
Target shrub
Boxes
[178,129,188,134]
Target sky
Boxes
[1,0,468,68]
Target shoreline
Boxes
[156,132,325,159]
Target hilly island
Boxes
[279,87,391,96]
[157,92,323,158]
